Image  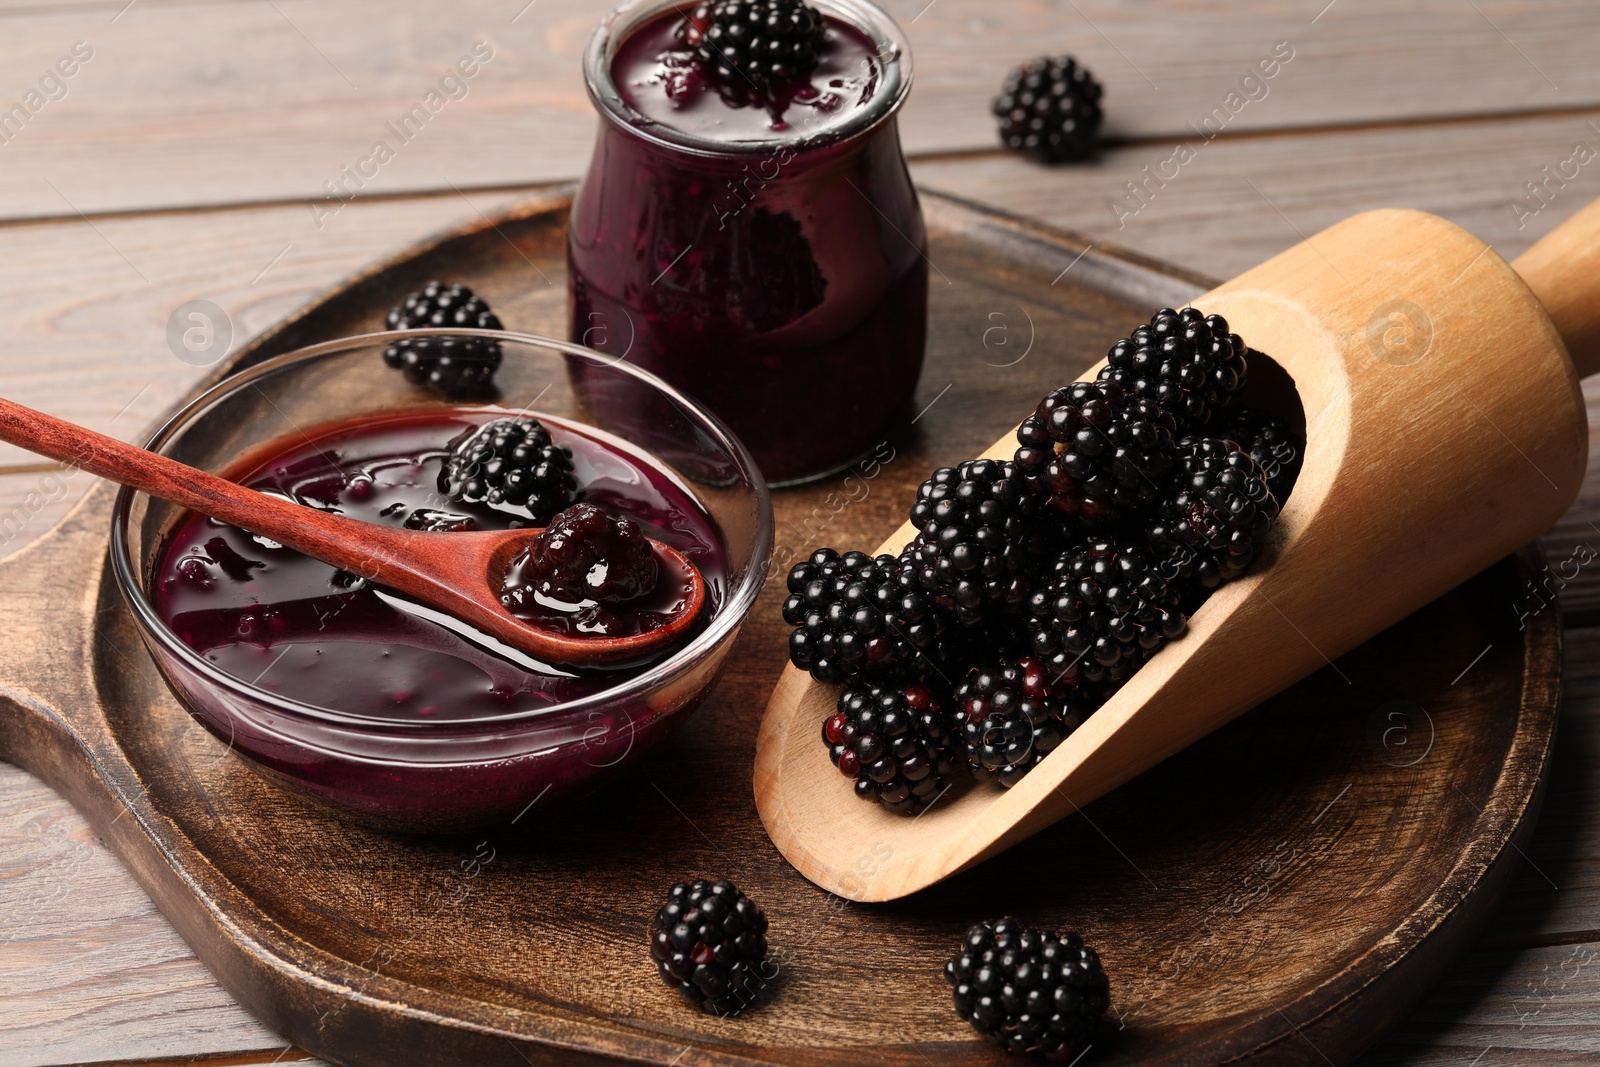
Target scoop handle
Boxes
[1513,196,1600,380]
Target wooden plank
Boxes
[2,1,1600,219]
[913,108,1600,283]
[4,113,1600,557]
[1359,938,1600,1063]
[0,187,541,473]
[0,762,290,1067]
[6,109,1600,482]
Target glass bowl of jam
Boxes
[109,330,773,832]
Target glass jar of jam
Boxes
[569,0,926,485]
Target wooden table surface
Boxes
[4,1,1600,1064]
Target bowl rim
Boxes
[109,327,774,732]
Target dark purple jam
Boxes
[615,5,881,139]
[151,408,729,722]
[568,3,927,484]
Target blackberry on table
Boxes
[1218,407,1304,504]
[909,459,1054,625]
[439,416,577,523]
[502,502,658,607]
[992,56,1103,163]
[691,0,825,91]
[1097,307,1249,434]
[954,655,1100,788]
[783,549,951,685]
[1026,538,1187,688]
[824,683,960,814]
[1013,381,1179,524]
[650,879,770,1017]
[383,281,504,396]
[945,917,1110,1061]
[1149,438,1279,581]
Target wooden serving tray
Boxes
[0,188,1559,1066]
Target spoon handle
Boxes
[0,394,401,575]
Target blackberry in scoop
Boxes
[1218,406,1304,504]
[650,878,771,1016]
[1149,438,1280,581]
[993,56,1104,163]
[439,416,577,524]
[954,655,1100,788]
[1013,380,1179,524]
[1097,307,1249,435]
[382,281,504,396]
[824,682,961,814]
[909,459,1055,625]
[1026,537,1188,687]
[503,503,658,606]
[782,549,951,685]
[691,0,826,91]
[945,917,1110,1061]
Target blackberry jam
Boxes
[569,0,926,485]
[152,408,730,723]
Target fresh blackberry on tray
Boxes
[1218,407,1304,504]
[909,459,1053,625]
[954,655,1099,788]
[783,549,950,685]
[993,56,1103,163]
[824,683,960,814]
[503,502,658,607]
[1097,307,1248,435]
[383,281,504,396]
[650,878,770,1017]
[1027,538,1188,687]
[945,918,1110,1061]
[439,416,577,523]
[1013,381,1178,523]
[691,0,825,90]
[1150,438,1279,580]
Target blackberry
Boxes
[992,56,1103,163]
[691,0,825,91]
[1013,381,1179,523]
[945,918,1110,1061]
[1218,407,1304,504]
[824,683,961,814]
[1026,538,1187,687]
[383,281,504,396]
[439,416,577,523]
[1096,307,1249,435]
[650,879,771,1017]
[954,656,1100,788]
[909,459,1054,625]
[782,549,950,685]
[1141,530,1226,615]
[502,502,658,607]
[1150,438,1279,581]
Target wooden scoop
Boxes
[0,397,705,668]
[755,198,1600,902]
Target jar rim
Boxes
[582,0,914,158]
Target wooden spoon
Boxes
[755,198,1600,902]
[0,396,705,668]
